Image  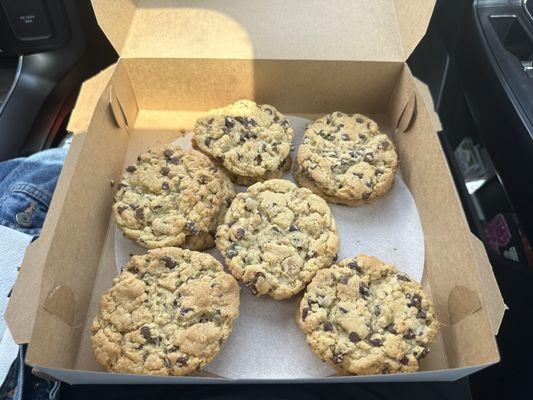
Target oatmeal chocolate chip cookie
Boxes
[113,143,235,250]
[192,100,294,185]
[295,112,398,206]
[298,254,439,375]
[91,247,240,376]
[216,179,339,300]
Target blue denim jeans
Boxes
[0,148,66,400]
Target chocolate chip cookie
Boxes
[298,254,439,375]
[192,100,294,185]
[113,143,235,250]
[295,112,398,206]
[216,179,339,300]
[91,247,240,375]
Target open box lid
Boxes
[91,0,435,62]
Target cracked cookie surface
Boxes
[113,143,235,250]
[298,254,439,375]
[91,247,240,375]
[216,179,338,300]
[192,100,294,185]
[295,112,398,206]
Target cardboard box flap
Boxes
[5,133,87,344]
[92,0,435,62]
[469,234,507,335]
[67,64,117,135]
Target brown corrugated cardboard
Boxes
[6,0,506,384]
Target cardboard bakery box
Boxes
[6,0,507,384]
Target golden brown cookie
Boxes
[91,248,240,375]
[113,143,235,250]
[295,113,398,206]
[192,100,294,185]
[298,254,439,375]
[216,179,339,300]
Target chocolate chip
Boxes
[185,221,199,235]
[362,192,371,200]
[117,206,127,214]
[365,181,373,188]
[160,166,170,176]
[353,172,363,179]
[162,256,177,269]
[207,118,214,124]
[323,321,334,331]
[356,117,364,123]
[163,149,173,158]
[117,183,128,190]
[246,117,257,126]
[169,157,180,165]
[332,352,343,365]
[359,283,370,299]
[305,251,318,261]
[406,293,422,309]
[333,254,338,262]
[215,155,225,163]
[400,356,409,365]
[339,307,348,313]
[374,305,381,316]
[140,326,151,341]
[235,228,245,239]
[340,275,349,285]
[385,324,397,334]
[369,338,383,347]
[127,266,138,274]
[359,134,367,140]
[180,307,193,315]
[379,141,391,151]
[396,274,411,282]
[418,347,430,359]
[176,356,188,367]
[227,220,237,227]
[289,224,299,232]
[255,154,262,165]
[130,204,138,210]
[225,117,235,128]
[301,307,310,321]
[272,226,282,233]
[364,153,375,163]
[227,248,238,259]
[126,165,136,173]
[417,310,427,319]
[204,137,212,147]
[403,329,415,340]
[162,182,169,191]
[173,299,178,306]
[135,207,144,220]
[199,175,208,184]
[349,332,360,343]
[347,261,362,273]
[341,133,350,141]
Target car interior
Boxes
[0,0,531,399]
